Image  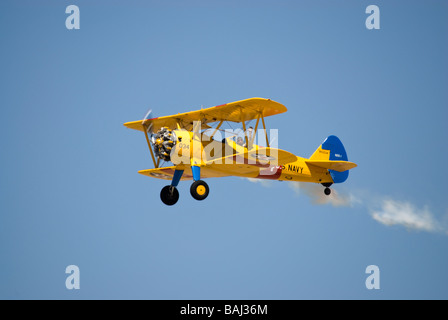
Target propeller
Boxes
[141,107,155,134]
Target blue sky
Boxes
[1,0,447,299]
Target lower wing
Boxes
[138,165,233,181]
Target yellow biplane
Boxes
[124,98,357,205]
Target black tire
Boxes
[160,185,179,206]
[324,187,331,196]
[190,180,209,201]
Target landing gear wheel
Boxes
[190,180,209,201]
[160,185,179,206]
[324,187,331,196]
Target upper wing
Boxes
[123,97,287,133]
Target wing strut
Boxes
[210,120,224,138]
[241,110,248,148]
[143,124,158,168]
[261,114,270,147]
[249,114,261,147]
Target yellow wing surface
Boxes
[123,97,287,133]
[140,164,266,180]
[139,166,232,180]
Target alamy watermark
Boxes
[366,5,380,30]
[65,5,80,30]
[365,265,380,290]
[64,5,379,31]
[65,265,80,290]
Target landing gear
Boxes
[160,185,179,206]
[159,166,209,205]
[190,180,209,201]
[322,182,332,196]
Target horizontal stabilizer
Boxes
[305,160,357,172]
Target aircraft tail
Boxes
[308,135,355,183]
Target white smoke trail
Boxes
[247,178,274,188]
[285,181,446,234]
[369,199,441,233]
[289,182,360,207]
